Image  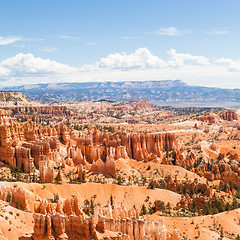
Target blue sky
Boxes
[0,0,240,88]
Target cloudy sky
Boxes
[0,0,240,88]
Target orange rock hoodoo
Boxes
[4,106,74,116]
[196,161,240,185]
[194,115,215,124]
[220,110,238,121]
[76,129,178,163]
[0,112,179,181]
[0,185,35,211]
[33,197,182,240]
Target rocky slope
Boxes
[0,97,240,239]
[0,91,40,107]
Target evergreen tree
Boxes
[140,204,147,216]
[191,199,197,212]
[166,202,171,214]
[6,192,11,203]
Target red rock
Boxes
[77,164,85,182]
[194,115,215,124]
[39,159,54,183]
[56,200,64,215]
[113,99,155,111]
[220,110,238,121]
[0,185,35,211]
[204,172,215,181]
[63,198,74,215]
[210,142,218,151]
[33,202,178,240]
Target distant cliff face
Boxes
[3,80,240,108]
[113,99,155,110]
[0,91,40,107]
[0,91,25,101]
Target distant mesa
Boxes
[3,80,240,108]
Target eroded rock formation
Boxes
[0,110,180,181]
[220,110,238,121]
[0,185,35,211]
[39,159,54,184]
[194,115,215,124]
[33,197,182,240]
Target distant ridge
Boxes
[3,80,240,108]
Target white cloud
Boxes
[167,49,210,66]
[215,57,240,71]
[0,36,43,46]
[86,42,97,45]
[23,37,44,42]
[0,36,22,45]
[154,27,181,36]
[81,48,210,71]
[0,48,240,89]
[0,66,10,76]
[205,30,228,35]
[59,35,81,40]
[81,48,167,71]
[0,53,77,76]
